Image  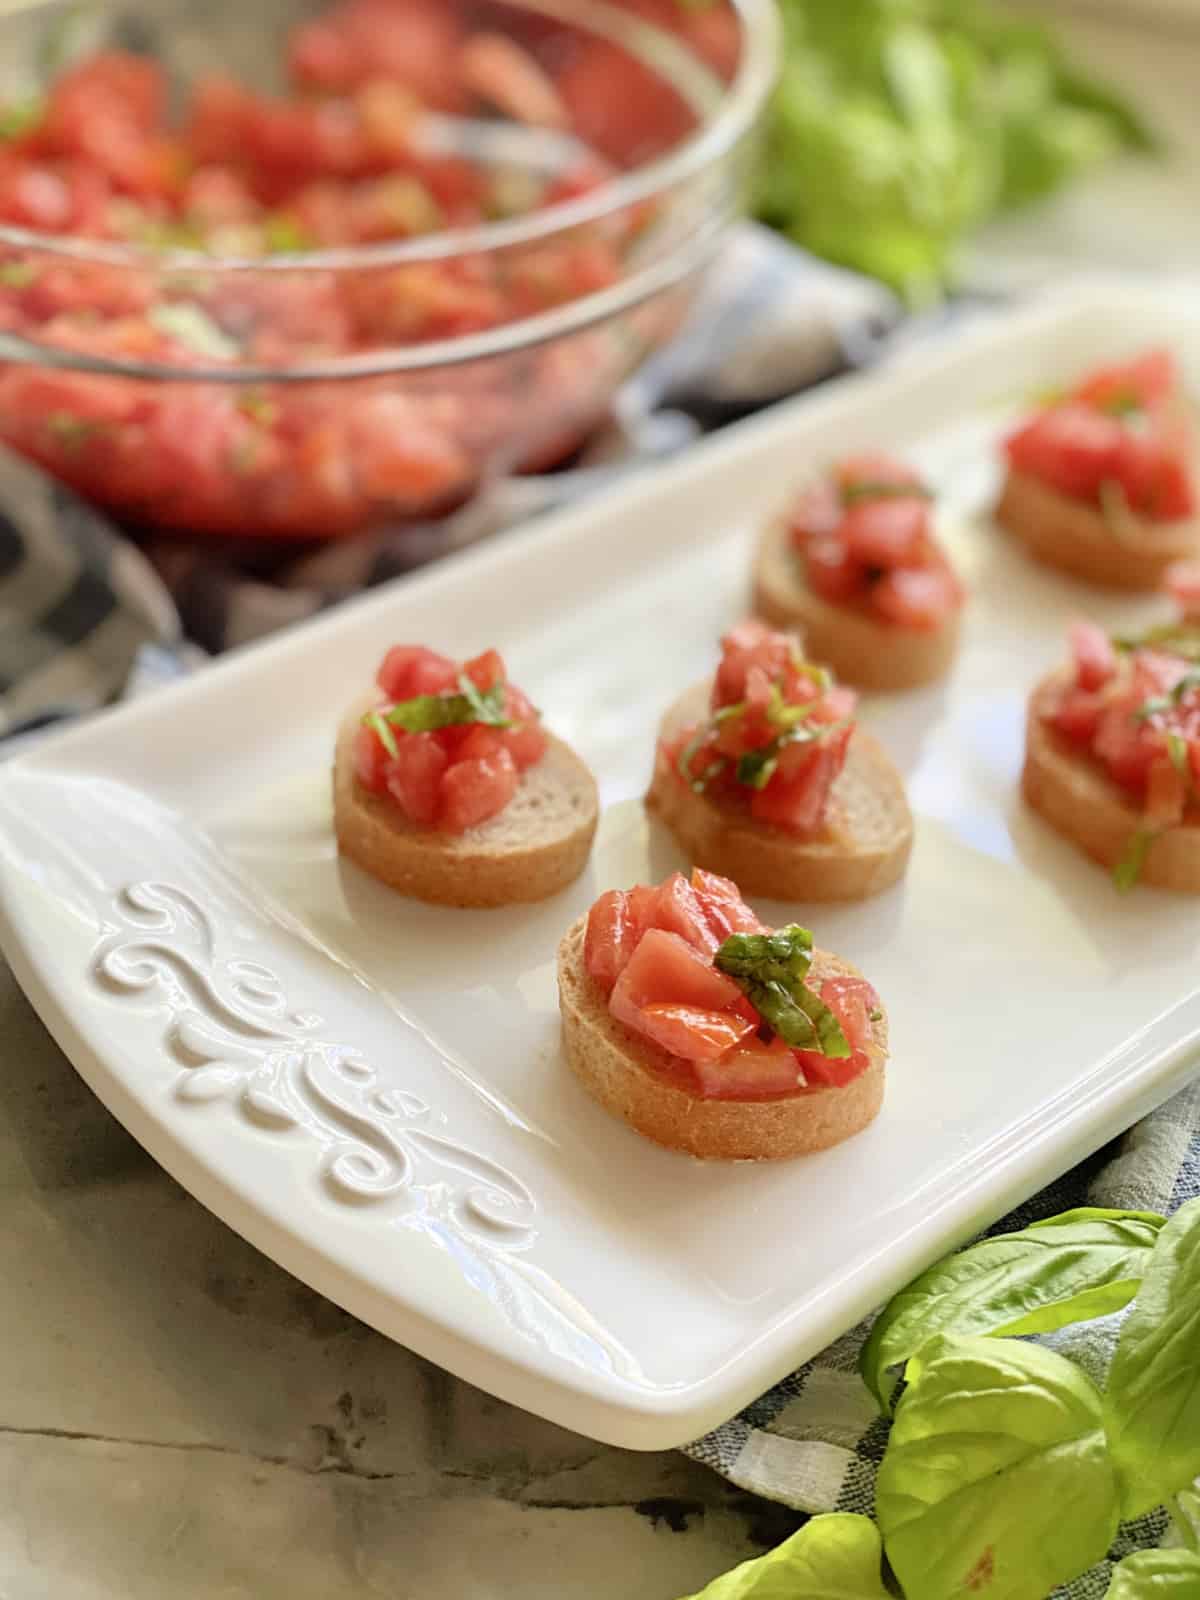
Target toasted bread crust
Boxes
[645,681,912,901]
[557,919,887,1159]
[997,470,1200,591]
[752,518,960,691]
[334,700,598,907]
[1024,671,1200,892]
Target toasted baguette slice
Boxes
[557,919,887,1159]
[645,682,912,901]
[753,519,960,691]
[1024,671,1200,892]
[334,699,598,907]
[997,470,1200,591]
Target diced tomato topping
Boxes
[353,723,390,793]
[651,873,721,957]
[840,497,928,568]
[871,564,962,632]
[582,872,879,1094]
[439,746,518,831]
[749,739,844,833]
[788,454,960,629]
[361,643,545,832]
[385,730,448,824]
[1069,620,1118,691]
[689,868,766,940]
[1006,350,1195,521]
[692,1033,803,1099]
[376,645,459,701]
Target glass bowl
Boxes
[0,0,778,541]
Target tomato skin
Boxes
[1006,404,1124,500]
[689,868,765,939]
[693,1033,802,1099]
[584,889,640,995]
[609,929,753,1061]
[439,745,518,831]
[385,730,448,824]
[1070,621,1118,692]
[376,645,458,701]
[651,872,721,957]
[353,724,390,793]
[871,564,961,631]
[840,497,928,568]
[804,538,865,605]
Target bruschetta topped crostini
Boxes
[754,453,964,691]
[557,868,888,1159]
[1024,569,1200,892]
[334,644,598,907]
[646,620,913,901]
[997,348,1199,590]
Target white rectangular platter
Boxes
[2,282,1199,1452]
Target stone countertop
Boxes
[0,961,792,1599]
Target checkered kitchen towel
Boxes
[1,226,1196,1594]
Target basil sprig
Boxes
[840,480,934,506]
[375,674,511,736]
[736,715,852,791]
[714,926,851,1058]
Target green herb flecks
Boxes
[149,301,240,361]
[0,260,35,289]
[377,674,511,735]
[715,926,850,1057]
[0,97,44,143]
[46,413,99,451]
[840,479,934,506]
[735,716,852,793]
[1115,622,1200,664]
[364,709,399,760]
[1134,670,1200,723]
[1113,826,1156,894]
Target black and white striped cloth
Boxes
[1,224,1194,1590]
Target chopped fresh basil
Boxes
[262,213,314,255]
[840,480,933,506]
[1134,670,1200,722]
[0,97,43,142]
[0,260,35,288]
[734,716,852,793]
[1113,826,1155,893]
[380,677,510,734]
[715,926,851,1058]
[676,726,726,793]
[365,709,399,760]
[1167,732,1191,783]
[148,302,241,361]
[1115,623,1200,664]
[46,413,98,450]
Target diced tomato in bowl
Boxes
[0,0,762,540]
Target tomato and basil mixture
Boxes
[787,454,962,630]
[0,0,732,535]
[1047,569,1200,888]
[354,643,546,832]
[662,620,857,834]
[1005,348,1196,523]
[584,868,881,1098]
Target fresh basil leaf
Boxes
[1106,1550,1200,1599]
[457,673,510,726]
[860,1207,1166,1414]
[840,480,933,505]
[1105,1196,1200,1520]
[1113,826,1155,893]
[383,681,509,734]
[715,927,814,984]
[716,927,851,1057]
[877,1334,1120,1600]
[677,1514,889,1600]
[677,726,728,793]
[736,748,779,790]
